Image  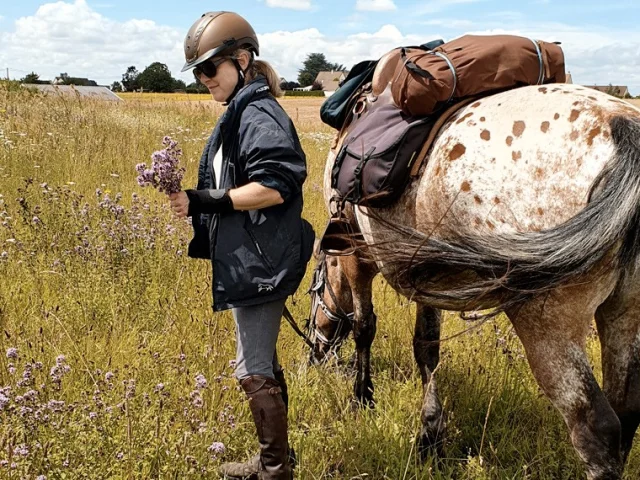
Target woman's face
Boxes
[197,51,251,103]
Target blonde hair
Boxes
[234,48,283,98]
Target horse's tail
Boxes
[380,115,640,313]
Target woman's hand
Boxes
[169,191,190,218]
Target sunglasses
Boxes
[193,57,230,80]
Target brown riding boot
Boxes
[220,372,294,480]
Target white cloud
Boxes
[0,0,184,84]
[1,0,639,95]
[355,0,397,12]
[265,0,313,11]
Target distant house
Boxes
[587,85,631,98]
[53,74,98,87]
[314,70,349,97]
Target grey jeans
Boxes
[232,297,286,380]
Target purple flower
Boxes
[0,393,9,410]
[179,353,186,362]
[195,373,207,390]
[56,355,66,366]
[46,400,65,412]
[36,476,47,480]
[190,390,204,408]
[116,452,124,461]
[124,379,136,399]
[13,444,29,457]
[136,136,185,194]
[105,371,115,382]
[6,347,18,360]
[154,383,165,393]
[89,412,98,420]
[208,442,226,456]
[0,460,7,467]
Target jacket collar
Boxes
[221,75,270,129]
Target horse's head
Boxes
[307,243,354,365]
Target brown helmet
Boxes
[181,11,259,72]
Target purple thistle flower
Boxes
[190,390,203,408]
[0,460,7,467]
[124,379,136,399]
[105,371,115,382]
[0,393,10,410]
[153,383,165,393]
[89,412,98,420]
[6,347,18,359]
[36,476,47,480]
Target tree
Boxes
[111,81,123,92]
[20,72,45,84]
[137,62,175,93]
[121,66,140,92]
[297,53,345,87]
[173,79,187,91]
[279,80,300,91]
[186,81,208,94]
[310,80,323,91]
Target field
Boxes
[1,83,639,479]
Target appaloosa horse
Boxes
[309,83,640,479]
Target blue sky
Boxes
[1,0,639,93]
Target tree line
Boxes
[19,53,347,93]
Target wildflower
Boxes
[89,412,98,420]
[208,442,226,456]
[228,359,237,369]
[124,379,136,399]
[116,452,124,461]
[0,393,9,410]
[195,373,207,390]
[136,136,185,194]
[179,353,186,362]
[36,476,47,480]
[6,347,18,359]
[0,251,7,259]
[32,216,41,224]
[0,460,7,467]
[190,390,203,408]
[105,371,115,382]
[154,383,165,393]
[46,400,65,412]
[13,444,29,457]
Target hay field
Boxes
[1,83,639,479]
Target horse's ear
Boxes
[313,237,322,260]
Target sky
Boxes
[1,0,639,94]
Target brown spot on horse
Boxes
[474,195,483,204]
[506,136,514,146]
[535,167,544,179]
[512,151,522,161]
[449,144,466,161]
[480,116,486,122]
[480,130,491,141]
[554,113,560,120]
[471,101,482,108]
[587,126,602,146]
[570,130,579,141]
[570,110,581,122]
[513,121,526,137]
[493,197,501,205]
[456,113,474,125]
[537,208,544,215]
[461,181,471,192]
[541,121,550,133]
[539,87,548,94]
[486,220,495,230]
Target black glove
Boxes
[185,189,234,216]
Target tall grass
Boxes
[0,82,637,479]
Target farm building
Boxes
[587,85,631,98]
[21,84,122,101]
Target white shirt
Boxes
[213,142,223,189]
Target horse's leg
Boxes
[595,276,640,467]
[341,254,377,407]
[414,303,446,458]
[507,277,622,480]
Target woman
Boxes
[169,11,314,480]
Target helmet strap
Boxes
[223,56,252,105]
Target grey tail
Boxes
[374,115,640,314]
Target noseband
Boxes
[307,253,355,355]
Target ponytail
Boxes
[235,49,283,98]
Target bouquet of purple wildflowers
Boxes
[136,136,185,195]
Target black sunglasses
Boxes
[193,57,230,80]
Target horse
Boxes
[308,83,640,479]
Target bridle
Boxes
[306,252,355,358]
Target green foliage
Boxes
[121,65,140,92]
[186,81,208,94]
[20,72,49,85]
[283,90,325,97]
[110,81,123,92]
[297,52,345,86]
[56,72,98,86]
[137,62,176,93]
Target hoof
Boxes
[417,419,446,461]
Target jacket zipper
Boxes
[246,228,275,274]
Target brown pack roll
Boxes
[391,35,566,117]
